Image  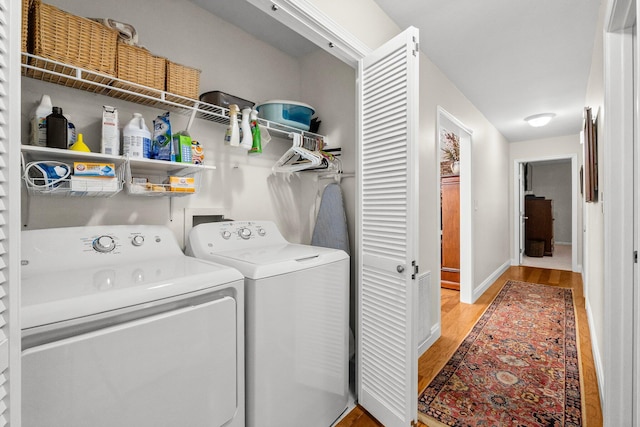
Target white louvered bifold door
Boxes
[0,0,22,425]
[357,27,419,427]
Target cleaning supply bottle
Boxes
[239,107,252,150]
[29,94,52,147]
[123,113,152,159]
[70,133,91,152]
[65,114,77,148]
[248,109,262,155]
[224,104,240,147]
[46,106,68,149]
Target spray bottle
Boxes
[239,107,253,150]
[248,109,262,155]
[224,104,240,147]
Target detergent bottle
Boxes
[123,113,152,159]
[29,94,52,147]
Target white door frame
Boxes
[511,155,579,272]
[603,0,637,424]
[437,107,474,303]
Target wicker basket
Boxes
[29,0,118,76]
[116,43,165,92]
[166,61,200,99]
[21,0,30,61]
[526,240,545,258]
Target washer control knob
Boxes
[93,235,116,253]
[238,228,252,239]
[221,231,231,240]
[131,235,145,246]
[257,228,266,236]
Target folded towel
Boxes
[90,18,139,46]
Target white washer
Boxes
[186,220,349,427]
[21,225,245,427]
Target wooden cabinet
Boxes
[525,198,554,256]
[441,175,460,290]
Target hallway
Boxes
[337,266,602,426]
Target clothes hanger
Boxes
[272,133,322,173]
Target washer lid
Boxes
[21,256,243,330]
[192,243,348,279]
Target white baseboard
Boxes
[472,260,511,303]
[418,323,441,357]
[585,298,605,407]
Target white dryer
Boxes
[21,225,245,427]
[186,221,349,427]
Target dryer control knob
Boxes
[132,235,144,246]
[238,228,252,239]
[221,231,231,240]
[93,235,116,253]
[257,228,266,236]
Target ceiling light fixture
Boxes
[524,113,556,127]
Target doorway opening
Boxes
[437,107,474,304]
[512,154,579,272]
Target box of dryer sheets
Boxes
[101,106,120,155]
[73,162,116,177]
[167,176,195,192]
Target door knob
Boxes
[397,265,405,273]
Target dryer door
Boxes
[22,296,239,427]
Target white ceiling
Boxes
[372,0,603,142]
[192,0,602,143]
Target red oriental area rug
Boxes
[418,280,583,427]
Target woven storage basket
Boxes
[21,0,30,62]
[526,240,545,257]
[30,0,118,75]
[116,43,165,92]
[166,61,201,99]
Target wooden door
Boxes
[441,176,460,290]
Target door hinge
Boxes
[411,260,419,279]
[634,250,637,263]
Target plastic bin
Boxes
[200,91,254,110]
[256,100,315,131]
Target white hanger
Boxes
[272,133,322,173]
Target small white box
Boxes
[70,176,119,193]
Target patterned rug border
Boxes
[418,280,585,427]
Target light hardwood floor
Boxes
[336,266,603,427]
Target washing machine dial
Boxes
[257,228,266,236]
[131,235,145,246]
[93,235,116,253]
[221,231,231,240]
[238,227,252,239]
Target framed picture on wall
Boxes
[583,107,598,202]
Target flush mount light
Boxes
[524,113,556,127]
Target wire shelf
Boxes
[21,53,327,142]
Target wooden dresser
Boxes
[441,175,460,290]
[525,197,554,256]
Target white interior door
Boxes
[357,27,419,427]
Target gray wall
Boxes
[528,161,572,244]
